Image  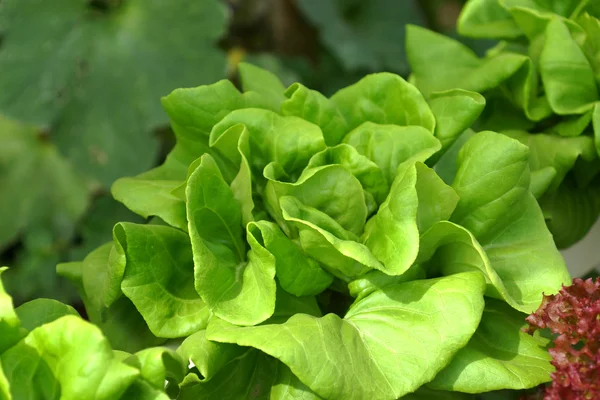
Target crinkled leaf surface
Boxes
[207,272,486,400]
[429,299,553,392]
[0,0,227,186]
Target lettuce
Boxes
[1,64,572,399]
[406,0,600,249]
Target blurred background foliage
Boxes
[0,0,493,305]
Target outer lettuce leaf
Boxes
[0,268,26,354]
[458,0,523,38]
[114,223,210,337]
[330,73,436,133]
[1,316,140,400]
[14,299,78,331]
[450,131,570,312]
[206,272,486,400]
[406,25,526,96]
[238,62,287,111]
[429,299,553,392]
[186,154,276,326]
[539,18,598,115]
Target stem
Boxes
[570,0,590,20]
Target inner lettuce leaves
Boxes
[0,63,568,399]
[406,1,600,249]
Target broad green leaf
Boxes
[82,243,121,317]
[305,144,389,206]
[578,13,600,81]
[281,83,349,146]
[0,268,25,354]
[279,196,379,280]
[238,62,287,111]
[504,130,597,194]
[433,130,476,185]
[458,0,523,38]
[186,155,276,326]
[265,164,368,236]
[249,221,333,297]
[59,252,165,353]
[0,316,139,400]
[540,177,600,248]
[343,122,441,185]
[361,162,419,275]
[428,89,486,153]
[0,0,228,186]
[406,25,527,96]
[417,221,523,311]
[414,163,460,232]
[504,57,553,121]
[348,265,426,302]
[429,299,553,392]
[331,73,436,133]
[111,178,186,231]
[207,272,486,400]
[177,330,246,382]
[451,131,530,238]
[0,116,88,250]
[451,131,571,311]
[540,18,598,114]
[114,223,210,337]
[179,349,321,400]
[124,348,186,391]
[14,299,78,331]
[295,0,426,74]
[210,109,326,179]
[402,387,471,399]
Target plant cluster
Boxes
[526,277,600,400]
[406,0,600,249]
[1,63,572,399]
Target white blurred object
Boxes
[561,217,600,277]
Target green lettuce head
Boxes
[0,63,572,399]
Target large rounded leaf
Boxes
[206,272,486,400]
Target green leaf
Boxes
[0,268,25,354]
[348,265,426,302]
[414,163,460,232]
[331,73,436,133]
[433,129,476,185]
[428,89,486,154]
[0,116,88,249]
[206,272,486,400]
[504,129,597,195]
[549,111,593,137]
[115,223,210,337]
[295,0,426,74]
[279,196,381,280]
[179,349,321,400]
[0,0,228,186]
[281,83,349,146]
[451,131,571,311]
[361,162,420,275]
[402,387,471,399]
[343,122,441,185]
[540,177,600,248]
[304,144,389,206]
[578,13,600,82]
[238,62,287,111]
[594,102,600,156]
[14,299,78,331]
[210,109,326,179]
[0,316,140,400]
[249,221,333,297]
[429,299,553,392]
[124,348,186,391]
[265,164,368,236]
[406,25,527,96]
[186,154,276,326]
[458,0,523,38]
[540,18,598,114]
